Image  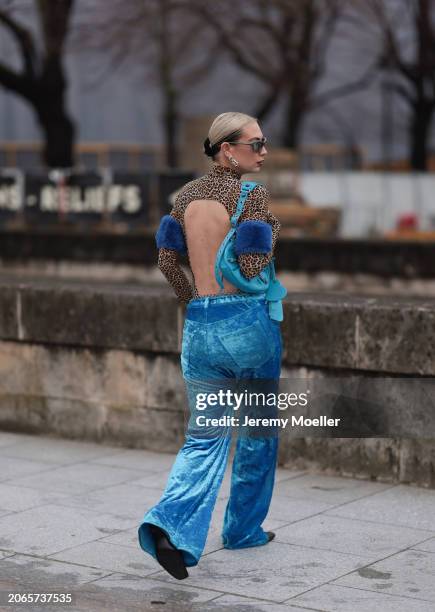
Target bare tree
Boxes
[0,0,76,167]
[193,0,378,149]
[354,0,435,170]
[76,0,220,168]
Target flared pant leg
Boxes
[222,313,282,549]
[222,435,279,549]
[138,433,232,568]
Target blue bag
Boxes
[214,181,287,322]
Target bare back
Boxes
[184,199,239,296]
[156,164,281,304]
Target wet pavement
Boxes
[0,431,434,612]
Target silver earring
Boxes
[227,154,239,168]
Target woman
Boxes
[138,112,283,580]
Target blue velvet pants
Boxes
[138,293,283,567]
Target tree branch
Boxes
[0,9,36,77]
[0,61,28,95]
[190,2,273,83]
[362,0,418,83]
[311,1,343,80]
[254,82,283,121]
[323,103,359,151]
[392,81,416,105]
[36,0,74,57]
[241,15,283,41]
[311,61,379,108]
[176,35,221,86]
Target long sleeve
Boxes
[157,247,194,304]
[155,208,194,304]
[237,184,281,279]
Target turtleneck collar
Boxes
[209,163,242,181]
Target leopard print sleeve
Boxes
[157,245,194,304]
[237,184,281,279]
[157,203,194,304]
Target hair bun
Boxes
[203,137,220,158]
[203,137,213,157]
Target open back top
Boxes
[156,163,281,303]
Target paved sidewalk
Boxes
[0,432,434,612]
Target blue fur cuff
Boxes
[234,220,272,255]
[155,215,187,253]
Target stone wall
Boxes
[0,279,434,487]
[2,229,435,278]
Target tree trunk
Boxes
[282,86,307,149]
[255,85,281,123]
[163,86,178,169]
[410,101,434,171]
[35,56,75,168]
[37,109,75,168]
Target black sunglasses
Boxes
[228,137,267,153]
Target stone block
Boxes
[0,286,18,339]
[15,284,179,352]
[282,296,358,369]
[278,437,402,483]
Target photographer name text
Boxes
[196,415,340,428]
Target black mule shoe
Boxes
[149,525,189,580]
[266,531,275,542]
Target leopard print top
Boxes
[157,163,281,304]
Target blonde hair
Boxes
[204,112,257,158]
